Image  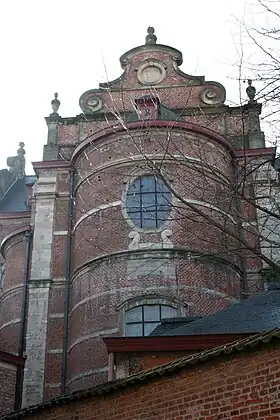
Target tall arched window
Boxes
[125,304,178,336]
[126,175,172,229]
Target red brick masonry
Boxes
[2,329,280,420]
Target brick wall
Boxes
[11,343,280,420]
[65,121,255,390]
[115,350,193,377]
[0,227,28,354]
[43,41,265,399]
[0,363,17,415]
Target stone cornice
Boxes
[119,43,183,68]
[0,212,31,220]
[71,120,235,163]
[28,279,52,288]
[235,147,276,159]
[32,160,73,176]
[73,153,229,197]
[71,248,242,281]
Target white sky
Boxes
[0,0,267,173]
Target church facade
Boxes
[0,28,276,413]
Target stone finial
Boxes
[17,142,26,156]
[51,92,60,115]
[146,27,157,45]
[246,79,256,102]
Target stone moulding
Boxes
[70,247,243,282]
[0,226,31,259]
[73,153,229,197]
[71,120,235,163]
[0,284,24,305]
[0,212,31,220]
[115,294,187,312]
[119,44,183,68]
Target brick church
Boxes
[0,28,279,417]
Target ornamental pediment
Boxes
[79,28,226,115]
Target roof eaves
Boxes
[2,328,280,420]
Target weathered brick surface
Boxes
[67,252,240,390]
[45,318,64,350]
[44,386,61,401]
[58,109,251,146]
[68,337,108,378]
[44,353,62,385]
[48,285,65,314]
[0,365,16,415]
[51,237,67,278]
[63,119,254,389]
[0,323,21,354]
[11,344,280,420]
[0,233,26,354]
[67,371,108,393]
[2,240,25,291]
[53,199,68,232]
[116,350,194,376]
[0,290,22,332]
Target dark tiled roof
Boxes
[165,290,280,336]
[2,328,280,419]
[0,176,36,213]
[150,316,201,336]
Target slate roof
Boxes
[161,290,280,336]
[0,176,36,213]
[2,328,280,419]
[150,316,201,336]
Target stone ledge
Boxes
[28,279,52,288]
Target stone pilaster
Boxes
[22,174,57,407]
[246,103,265,149]
[43,114,61,161]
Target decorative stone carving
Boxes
[128,231,140,250]
[161,229,173,248]
[7,142,26,178]
[128,229,173,251]
[145,27,157,45]
[51,93,60,115]
[246,79,256,102]
[137,61,166,85]
[79,91,103,114]
[200,88,224,105]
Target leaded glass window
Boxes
[126,175,172,229]
[125,304,178,336]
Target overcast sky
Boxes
[0,0,268,173]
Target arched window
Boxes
[125,304,178,336]
[126,175,172,229]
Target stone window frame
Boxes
[136,60,167,86]
[116,295,187,337]
[122,171,173,233]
